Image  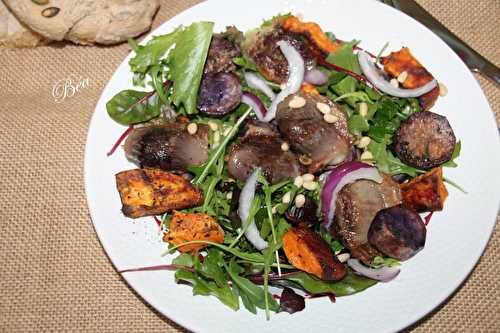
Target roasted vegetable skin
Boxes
[163,211,224,253]
[115,168,203,218]
[400,167,448,212]
[283,226,346,281]
[381,47,438,110]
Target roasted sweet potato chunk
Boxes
[283,227,346,281]
[400,167,448,212]
[381,47,438,110]
[116,168,203,218]
[163,211,224,253]
[282,15,341,54]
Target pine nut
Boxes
[302,173,314,182]
[303,181,317,191]
[439,82,448,97]
[397,71,408,83]
[281,142,290,151]
[288,96,306,108]
[357,136,371,149]
[390,78,399,88]
[360,150,374,161]
[294,175,304,187]
[187,123,198,135]
[337,253,350,263]
[359,102,368,117]
[282,191,292,204]
[208,121,218,131]
[323,113,338,123]
[316,102,331,114]
[294,194,306,208]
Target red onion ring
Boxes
[347,259,400,282]
[358,51,437,98]
[241,92,267,121]
[263,40,305,122]
[321,162,383,228]
[304,68,329,86]
[239,168,268,250]
[244,72,276,100]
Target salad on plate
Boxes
[105,13,461,318]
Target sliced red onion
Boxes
[358,51,437,98]
[263,40,305,122]
[239,168,268,250]
[304,68,328,86]
[241,92,267,121]
[321,162,383,229]
[244,72,276,100]
[347,258,400,282]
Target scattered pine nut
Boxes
[294,175,304,187]
[281,142,290,151]
[397,71,408,83]
[337,253,350,263]
[226,192,233,200]
[303,181,317,191]
[282,191,292,204]
[302,173,314,182]
[208,121,218,131]
[360,150,374,161]
[294,194,306,208]
[316,102,331,114]
[288,96,306,108]
[299,155,313,166]
[390,78,399,88]
[357,136,371,149]
[187,123,198,135]
[323,113,338,123]
[213,130,221,143]
[438,82,448,97]
[359,102,368,117]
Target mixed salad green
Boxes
[108,14,461,318]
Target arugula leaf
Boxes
[283,271,377,296]
[319,227,344,254]
[327,42,362,107]
[368,140,424,176]
[233,56,258,72]
[348,114,369,137]
[225,260,279,313]
[106,89,161,125]
[371,256,401,268]
[443,141,461,168]
[128,28,181,74]
[170,22,214,114]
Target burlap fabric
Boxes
[0,0,498,332]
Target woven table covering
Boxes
[0,0,498,332]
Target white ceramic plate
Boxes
[84,0,500,332]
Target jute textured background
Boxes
[0,0,498,332]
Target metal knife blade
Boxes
[389,0,499,85]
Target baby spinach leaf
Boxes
[170,22,214,114]
[106,89,161,125]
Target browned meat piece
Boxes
[226,121,302,184]
[204,33,242,75]
[243,25,315,83]
[124,122,208,172]
[368,205,426,261]
[393,112,456,169]
[283,226,346,281]
[333,174,402,265]
[197,72,242,116]
[276,92,354,173]
[116,168,203,218]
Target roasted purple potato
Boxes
[368,205,426,261]
[197,72,242,116]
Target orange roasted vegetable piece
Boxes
[282,15,341,54]
[300,82,320,95]
[381,47,438,110]
[115,168,203,218]
[163,211,224,253]
[283,226,346,281]
[400,167,448,212]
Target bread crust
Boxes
[0,1,46,48]
[3,0,160,45]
